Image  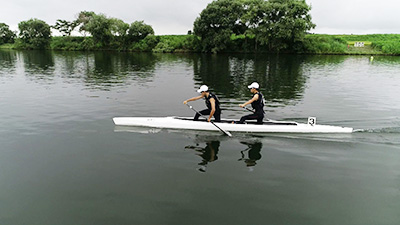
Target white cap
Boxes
[197,85,209,93]
[247,82,259,89]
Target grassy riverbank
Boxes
[304,34,400,55]
[2,34,400,55]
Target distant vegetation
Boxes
[302,34,400,55]
[0,23,16,45]
[1,0,400,55]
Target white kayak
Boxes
[113,116,353,134]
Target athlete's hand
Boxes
[208,118,212,122]
[239,104,245,108]
[183,101,188,104]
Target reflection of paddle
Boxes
[186,104,232,137]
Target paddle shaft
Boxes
[186,104,232,137]
[243,107,270,121]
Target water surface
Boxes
[1,50,399,225]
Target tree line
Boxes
[1,11,155,50]
[0,0,315,53]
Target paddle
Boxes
[186,104,232,137]
[243,107,255,113]
[243,107,271,122]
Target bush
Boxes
[18,18,52,49]
[302,35,347,54]
[381,42,400,54]
[152,35,190,53]
[152,42,175,53]
[0,23,16,44]
[50,36,95,51]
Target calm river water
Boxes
[1,50,399,225]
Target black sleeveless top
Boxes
[205,93,221,112]
[251,92,264,114]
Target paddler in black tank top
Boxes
[183,85,221,122]
[237,82,264,124]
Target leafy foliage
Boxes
[0,23,16,44]
[18,19,51,49]
[194,0,245,53]
[84,14,114,47]
[8,9,400,55]
[52,20,79,36]
[130,35,160,52]
[50,36,93,50]
[76,11,96,36]
[257,0,315,51]
[128,21,154,42]
[194,0,315,53]
[301,35,347,54]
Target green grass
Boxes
[303,34,400,55]
[152,35,201,53]
[0,43,14,49]
[3,34,400,55]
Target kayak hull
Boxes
[113,116,353,134]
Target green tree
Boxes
[85,14,113,47]
[0,23,16,44]
[193,0,245,53]
[128,21,154,42]
[194,0,315,53]
[240,0,267,50]
[52,19,79,36]
[76,11,96,36]
[254,0,315,51]
[110,18,129,37]
[109,18,130,48]
[18,18,51,49]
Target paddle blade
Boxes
[225,131,233,137]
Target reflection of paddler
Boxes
[185,141,220,172]
[238,142,262,171]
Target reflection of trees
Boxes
[51,51,159,90]
[0,50,17,75]
[191,54,308,107]
[21,51,55,79]
[13,51,160,90]
[86,52,158,89]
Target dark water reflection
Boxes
[2,51,310,105]
[0,50,18,77]
[22,50,55,76]
[192,54,307,106]
[238,141,262,171]
[184,135,263,173]
[185,140,220,172]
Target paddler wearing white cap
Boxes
[236,82,265,124]
[183,85,221,122]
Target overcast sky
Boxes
[1,0,399,35]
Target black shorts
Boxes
[239,113,264,124]
[194,109,221,122]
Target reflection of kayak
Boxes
[113,116,353,134]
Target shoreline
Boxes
[2,34,400,56]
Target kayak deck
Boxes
[113,116,353,134]
[175,117,298,126]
